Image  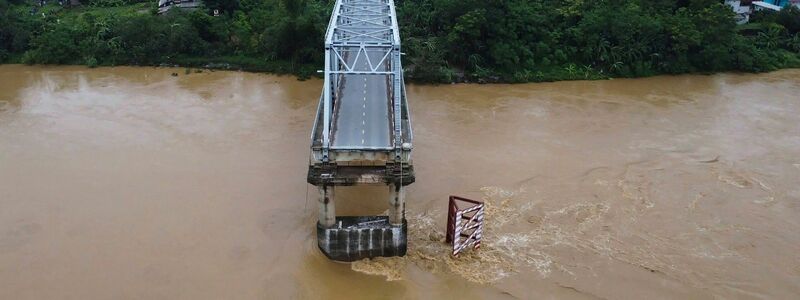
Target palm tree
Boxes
[757,27,782,49]
[565,63,577,76]
[595,38,611,62]
[610,61,623,73]
[582,64,593,79]
[789,33,800,53]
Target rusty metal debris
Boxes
[446,196,485,256]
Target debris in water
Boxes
[446,196,485,256]
[351,257,404,281]
[352,179,743,286]
[697,156,720,163]
[352,186,547,283]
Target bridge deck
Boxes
[309,0,411,164]
[331,51,392,149]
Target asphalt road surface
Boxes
[331,50,392,149]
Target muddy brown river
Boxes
[0,65,799,299]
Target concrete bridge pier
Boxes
[318,185,336,228]
[314,182,408,261]
[388,184,405,225]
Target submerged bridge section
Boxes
[307,0,414,261]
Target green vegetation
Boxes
[1,0,800,83]
[0,0,330,78]
[398,0,800,82]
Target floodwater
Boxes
[1,65,799,299]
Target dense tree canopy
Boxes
[0,0,799,82]
[397,0,800,81]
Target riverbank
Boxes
[4,61,799,87]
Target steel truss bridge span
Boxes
[307,0,414,262]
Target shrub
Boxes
[85,56,98,67]
[26,26,82,64]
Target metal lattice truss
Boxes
[320,0,405,157]
[446,196,484,257]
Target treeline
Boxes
[0,0,331,78]
[1,0,800,83]
[398,0,800,82]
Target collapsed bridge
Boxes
[307,0,414,261]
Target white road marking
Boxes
[361,139,365,144]
[362,129,365,134]
[362,120,365,125]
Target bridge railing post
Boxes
[322,45,331,158]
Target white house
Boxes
[726,0,800,24]
[157,0,203,14]
[752,0,800,11]
[753,1,784,11]
[726,0,753,24]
